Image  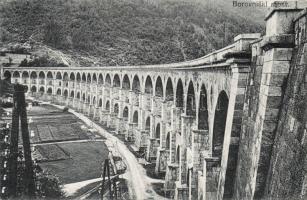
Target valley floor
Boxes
[49,102,169,200]
[10,100,170,200]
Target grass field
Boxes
[19,104,110,185]
[35,144,70,162]
[39,141,109,184]
[25,104,102,143]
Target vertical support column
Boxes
[139,93,146,130]
[101,86,106,111]
[202,160,207,200]
[52,78,56,103]
[171,106,180,163]
[146,114,156,161]
[36,74,39,97]
[44,76,47,98]
[199,33,259,200]
[19,73,22,84]
[216,63,250,199]
[161,101,167,148]
[106,86,113,128]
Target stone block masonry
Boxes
[234,7,307,200]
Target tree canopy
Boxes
[0,0,264,66]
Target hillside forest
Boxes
[0,0,264,67]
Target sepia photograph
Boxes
[0,0,307,199]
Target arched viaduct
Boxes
[2,7,307,200]
[2,33,258,200]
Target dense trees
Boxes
[13,151,64,198]
[0,0,264,66]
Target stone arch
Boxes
[57,88,62,95]
[155,76,163,97]
[87,95,91,104]
[63,73,69,87]
[132,75,140,92]
[70,72,75,81]
[3,71,11,80]
[105,100,110,112]
[63,89,68,98]
[98,74,103,85]
[39,86,45,93]
[30,71,37,79]
[63,72,69,81]
[113,74,120,87]
[165,77,174,101]
[92,73,97,83]
[82,73,86,82]
[87,73,91,83]
[56,72,62,80]
[187,168,191,188]
[105,74,111,86]
[145,76,153,94]
[166,132,171,150]
[122,74,131,90]
[186,81,196,117]
[13,71,20,78]
[70,91,74,98]
[22,71,29,78]
[123,106,129,120]
[114,103,119,115]
[99,98,102,107]
[76,72,81,82]
[92,96,96,105]
[39,71,45,79]
[212,91,229,160]
[47,87,52,95]
[133,110,138,124]
[198,84,209,130]
[31,85,37,93]
[47,71,53,79]
[145,116,150,131]
[176,79,184,108]
[21,71,28,84]
[155,123,161,143]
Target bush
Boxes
[32,101,39,106]
[36,170,64,198]
[1,102,13,108]
[19,55,68,67]
[63,107,69,112]
[15,153,64,199]
[144,163,165,179]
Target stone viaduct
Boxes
[2,7,307,200]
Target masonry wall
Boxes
[233,39,266,199]
[264,32,307,200]
[234,9,307,200]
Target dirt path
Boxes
[63,177,102,196]
[46,103,169,200]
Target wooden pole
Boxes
[8,84,35,197]
[17,84,35,197]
